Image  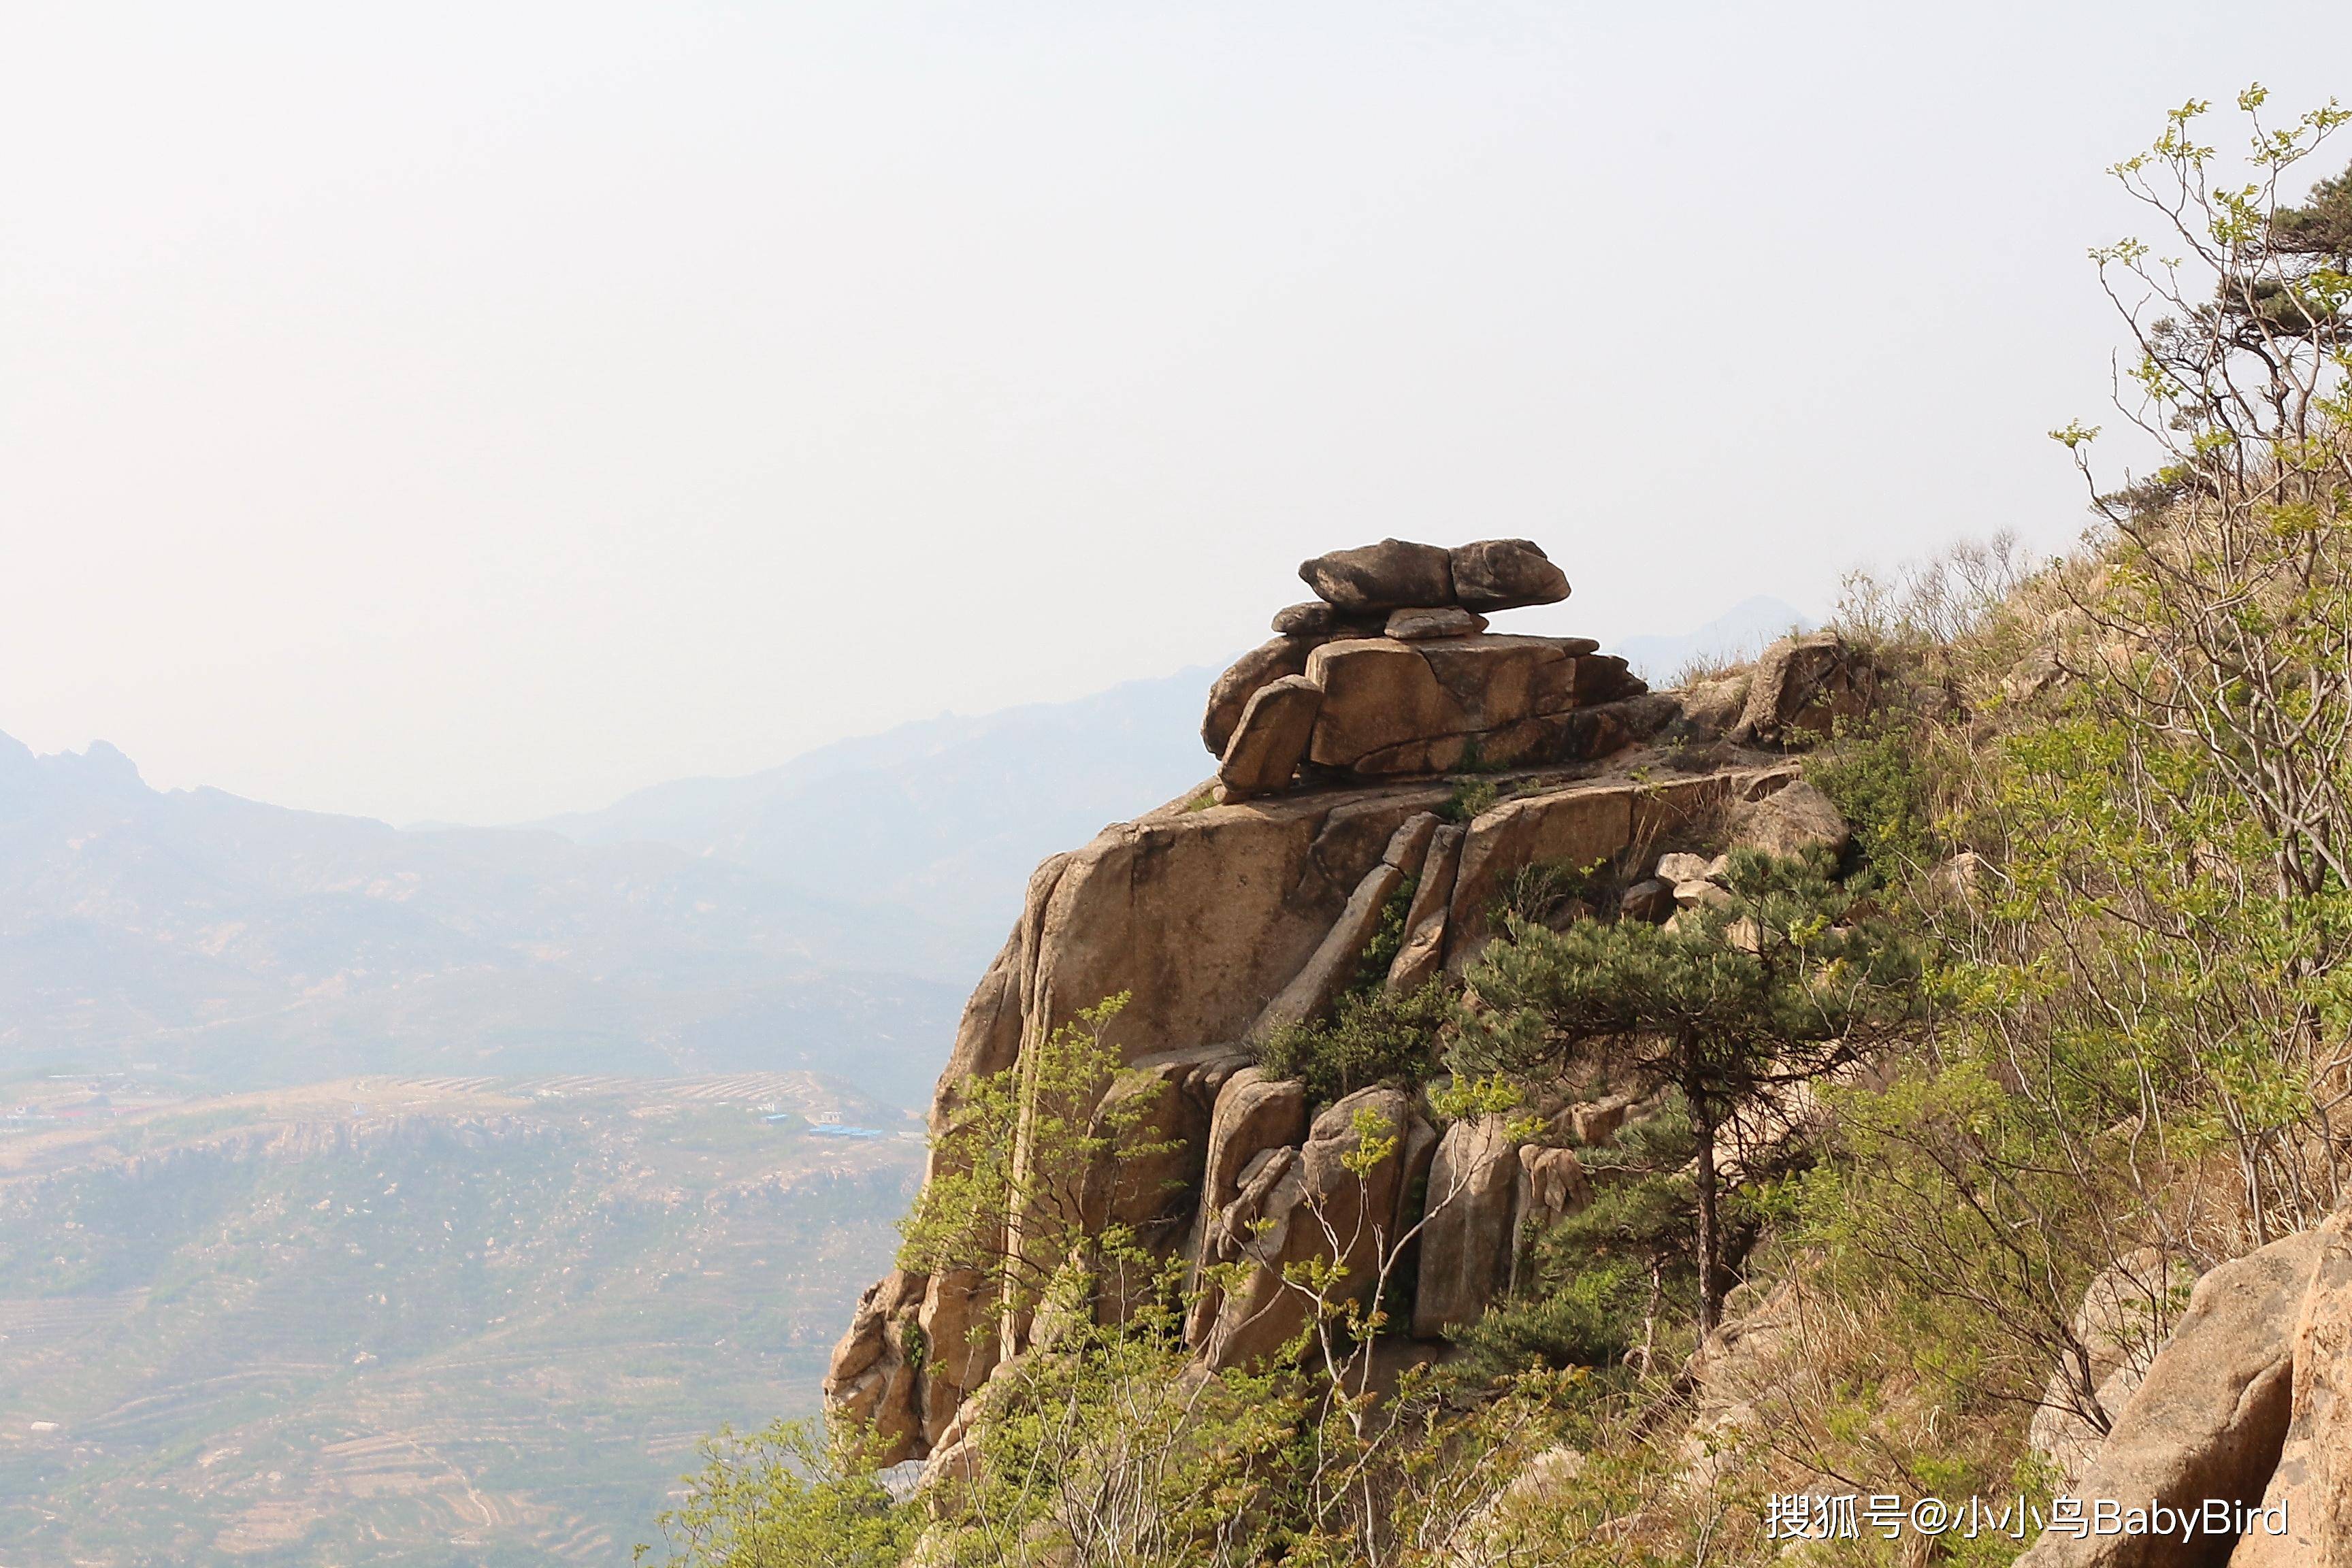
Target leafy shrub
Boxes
[644,1418,915,1568]
[1448,1260,1651,1386]
[1495,858,1613,927]
[1351,875,1416,991]
[1439,777,1499,823]
[1806,715,1941,878]
[1256,983,1454,1106]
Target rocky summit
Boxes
[825,539,1880,1471]
[1205,538,1648,802]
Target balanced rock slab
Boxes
[1218,675,1323,800]
[1449,538,1570,612]
[1203,635,1324,756]
[1385,605,1488,640]
[1299,539,1455,615]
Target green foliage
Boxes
[898,994,1169,1315]
[1448,1262,1651,1386]
[1456,850,1917,1091]
[1495,857,1609,927]
[1438,777,1499,823]
[1448,1104,1711,1392]
[643,1420,915,1568]
[1805,715,1942,879]
[1458,849,1918,1331]
[1256,983,1454,1106]
[1352,875,1418,991]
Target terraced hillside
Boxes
[0,1072,923,1567]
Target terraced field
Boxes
[0,1072,924,1567]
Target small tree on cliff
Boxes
[1453,849,1918,1337]
[898,994,1171,1322]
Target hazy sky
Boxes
[5,3,2349,824]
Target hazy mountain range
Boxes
[1613,595,1813,684]
[0,673,1217,1107]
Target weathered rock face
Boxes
[1306,636,1591,770]
[1442,767,1795,970]
[1198,1085,1412,1370]
[2016,1230,2321,1567]
[1412,1115,1522,1336]
[2234,1207,2352,1567]
[1731,632,1881,745]
[1203,636,1324,757]
[1217,674,1323,800]
[1729,778,1851,860]
[918,1269,999,1448]
[1386,823,1466,993]
[1015,784,1454,1066]
[1250,815,1437,1041]
[1190,1068,1310,1268]
[826,1269,930,1466]
[1086,1047,1243,1239]
[1449,538,1571,613]
[1299,540,1458,615]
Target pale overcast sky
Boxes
[4,2,2347,824]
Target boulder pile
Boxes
[1205,538,1654,800]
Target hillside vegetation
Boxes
[648,92,2352,1567]
[0,1073,919,1567]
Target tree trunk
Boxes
[1691,1079,1722,1341]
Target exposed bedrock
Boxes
[826,540,1884,1465]
[2016,1230,2323,1567]
[1411,1114,1523,1337]
[1194,1085,1415,1370]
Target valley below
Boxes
[0,1071,923,1567]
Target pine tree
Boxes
[1453,848,1917,1337]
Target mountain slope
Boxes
[0,1073,921,1567]
[527,669,1218,968]
[0,736,965,1105]
[0,672,1222,1106]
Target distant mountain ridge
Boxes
[1614,595,1814,685]
[0,733,967,1103]
[0,672,1220,1105]
[525,669,1220,968]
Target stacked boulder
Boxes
[1206,539,1652,801]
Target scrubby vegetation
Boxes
[1258,983,1454,1108]
[649,90,2352,1567]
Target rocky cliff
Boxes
[823,538,1874,1468]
